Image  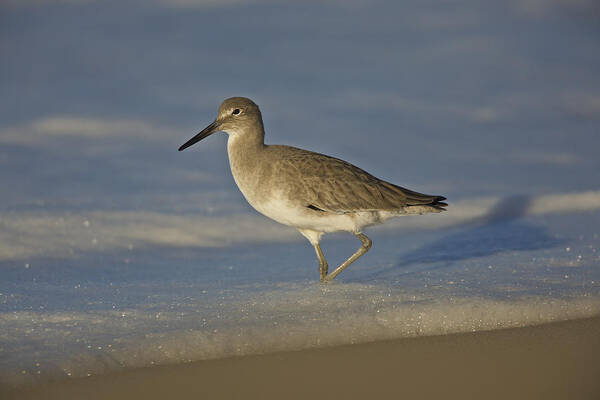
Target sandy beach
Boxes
[4,315,599,400]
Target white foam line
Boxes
[383,190,600,231]
[0,212,296,260]
[1,190,599,261]
[0,116,180,145]
[529,190,600,214]
[2,295,599,387]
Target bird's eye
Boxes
[232,109,241,115]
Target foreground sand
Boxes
[4,316,600,400]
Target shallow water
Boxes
[1,0,600,387]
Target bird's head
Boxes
[179,97,263,151]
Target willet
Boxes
[179,97,447,281]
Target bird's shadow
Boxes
[358,195,562,280]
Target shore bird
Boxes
[179,97,447,281]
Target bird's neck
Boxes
[226,123,268,206]
[227,122,266,175]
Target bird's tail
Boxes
[380,181,447,212]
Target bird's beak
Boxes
[178,120,220,151]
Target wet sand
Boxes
[4,316,600,400]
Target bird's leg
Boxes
[323,233,372,282]
[312,243,329,282]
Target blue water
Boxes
[1,0,600,387]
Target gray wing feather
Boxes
[269,146,446,213]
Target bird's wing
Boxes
[271,146,445,213]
